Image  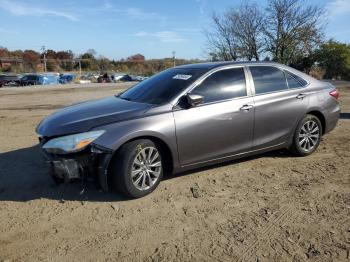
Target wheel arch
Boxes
[105,135,175,189]
[306,110,326,134]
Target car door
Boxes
[173,67,254,166]
[248,66,310,149]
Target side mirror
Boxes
[186,93,204,107]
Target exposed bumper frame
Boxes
[41,143,113,191]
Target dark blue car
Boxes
[59,74,76,84]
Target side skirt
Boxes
[175,142,287,173]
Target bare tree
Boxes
[205,4,265,61]
[205,12,239,61]
[228,4,265,61]
[264,0,325,64]
[204,0,325,64]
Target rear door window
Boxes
[250,66,288,95]
[192,67,247,103]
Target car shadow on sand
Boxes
[0,144,291,203]
[0,145,126,202]
[340,113,350,119]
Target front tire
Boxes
[110,139,163,198]
[290,114,322,156]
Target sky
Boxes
[0,0,349,60]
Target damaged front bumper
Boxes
[40,142,113,191]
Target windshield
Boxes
[119,68,206,105]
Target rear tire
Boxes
[110,139,163,198]
[290,114,322,156]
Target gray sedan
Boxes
[36,61,340,198]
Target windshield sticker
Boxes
[173,74,192,80]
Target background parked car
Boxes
[0,74,21,87]
[17,74,41,86]
[97,73,113,83]
[59,74,76,84]
[96,73,135,83]
[18,74,59,86]
[111,73,132,82]
[132,75,149,82]
[84,73,99,82]
[42,75,59,85]
[75,75,92,84]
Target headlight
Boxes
[43,130,105,154]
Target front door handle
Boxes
[240,104,254,111]
[296,93,307,99]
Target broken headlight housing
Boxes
[42,130,105,154]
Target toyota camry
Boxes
[36,62,340,198]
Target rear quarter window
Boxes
[250,66,288,94]
[284,71,308,88]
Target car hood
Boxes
[36,96,152,137]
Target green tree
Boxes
[315,40,350,80]
[80,52,96,71]
[290,54,316,74]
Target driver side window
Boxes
[192,67,247,104]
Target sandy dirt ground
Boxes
[0,82,349,262]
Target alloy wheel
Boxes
[131,146,162,191]
[298,120,320,152]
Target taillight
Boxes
[329,89,339,100]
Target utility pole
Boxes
[78,59,82,76]
[41,46,47,72]
[172,51,176,67]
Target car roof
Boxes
[175,61,284,70]
[175,60,317,83]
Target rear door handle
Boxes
[296,93,307,99]
[240,104,254,111]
